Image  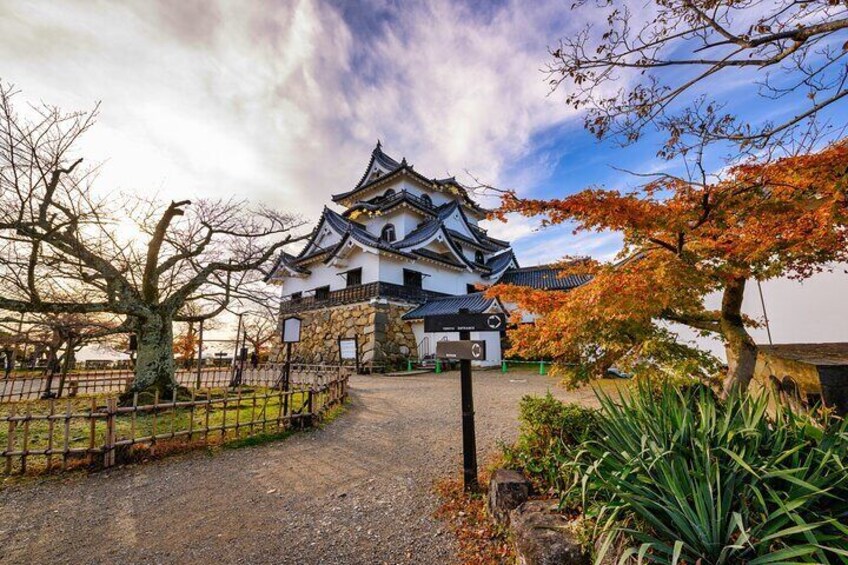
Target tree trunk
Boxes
[131,313,178,398]
[56,339,76,398]
[720,277,758,396]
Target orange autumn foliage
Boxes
[173,327,198,362]
[490,142,848,389]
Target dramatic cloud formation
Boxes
[0,0,584,217]
[1,0,844,349]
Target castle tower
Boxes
[267,142,519,370]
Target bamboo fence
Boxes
[1,371,349,476]
[0,364,340,403]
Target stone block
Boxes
[510,501,588,565]
[487,469,531,526]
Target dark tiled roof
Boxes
[295,208,415,263]
[497,266,591,290]
[402,292,501,320]
[446,229,498,251]
[331,144,485,214]
[470,224,510,249]
[435,200,460,220]
[342,189,438,218]
[485,250,517,275]
[759,343,848,365]
[344,141,401,197]
[413,249,465,268]
[264,251,309,281]
[394,216,443,248]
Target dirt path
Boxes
[0,371,598,564]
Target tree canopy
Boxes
[490,141,848,391]
[550,1,848,158]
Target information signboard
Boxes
[281,316,302,343]
[424,313,506,333]
[339,338,358,361]
[436,340,487,361]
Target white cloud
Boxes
[481,214,541,243]
[0,0,588,220]
[515,227,623,266]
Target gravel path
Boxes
[0,371,598,564]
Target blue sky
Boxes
[1,0,846,348]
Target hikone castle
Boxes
[267,142,589,369]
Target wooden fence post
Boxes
[5,404,16,474]
[104,397,117,468]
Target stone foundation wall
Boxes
[275,300,417,371]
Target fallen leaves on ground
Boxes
[434,467,515,565]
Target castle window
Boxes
[381,224,396,242]
[475,250,484,264]
[314,286,330,300]
[403,269,423,289]
[345,268,362,287]
[383,188,395,199]
[290,291,302,302]
[421,193,432,207]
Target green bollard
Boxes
[407,359,413,372]
[539,361,546,375]
[435,359,442,374]
[501,360,507,374]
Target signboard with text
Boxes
[281,316,302,343]
[424,313,506,333]
[436,340,487,361]
[338,338,358,361]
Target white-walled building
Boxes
[268,143,586,369]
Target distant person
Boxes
[250,351,259,369]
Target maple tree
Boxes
[490,142,848,394]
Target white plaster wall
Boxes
[378,256,485,295]
[279,247,381,297]
[364,209,424,240]
[442,209,477,239]
[281,247,489,299]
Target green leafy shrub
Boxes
[567,382,848,564]
[503,392,599,493]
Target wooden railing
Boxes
[280,281,449,314]
[1,371,349,475]
[0,364,344,403]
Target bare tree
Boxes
[0,83,306,397]
[550,1,848,158]
[242,309,280,362]
[0,312,120,396]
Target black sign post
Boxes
[459,311,478,492]
[428,308,505,492]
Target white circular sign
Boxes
[486,315,503,330]
[471,343,483,358]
